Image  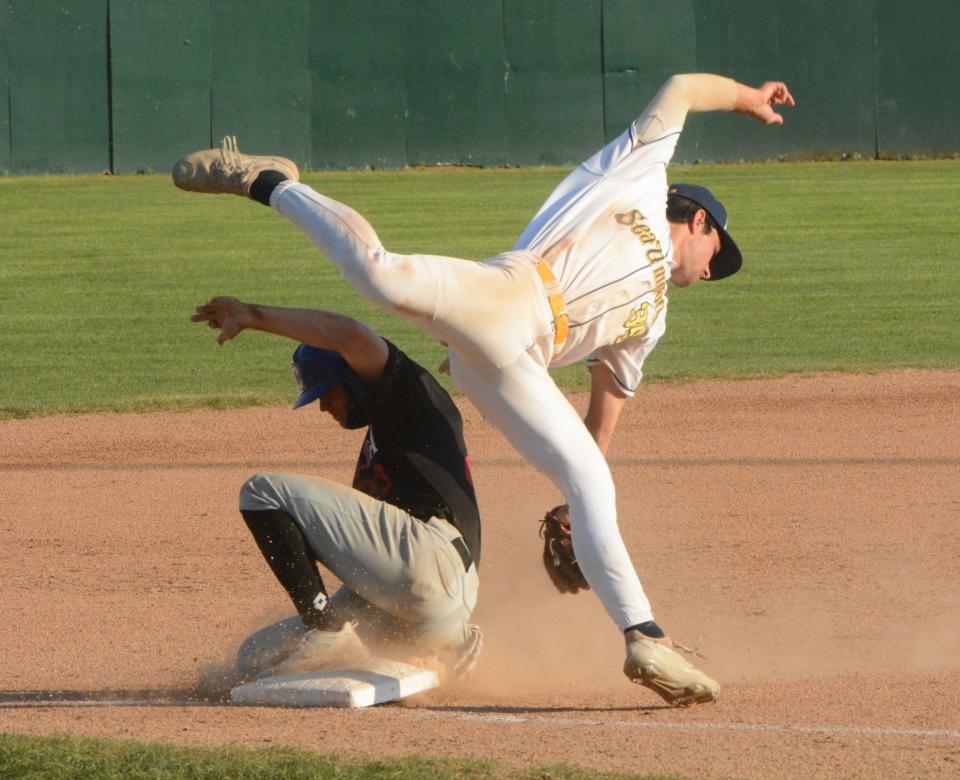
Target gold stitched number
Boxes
[615,303,650,343]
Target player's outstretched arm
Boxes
[191,296,389,382]
[635,73,794,142]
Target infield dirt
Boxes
[1,369,958,779]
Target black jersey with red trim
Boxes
[345,340,480,566]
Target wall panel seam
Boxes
[871,0,880,159]
[106,0,115,173]
[599,0,606,143]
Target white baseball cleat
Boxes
[624,637,720,706]
[265,620,370,677]
[172,135,299,197]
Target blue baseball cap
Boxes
[291,344,368,428]
[668,183,743,281]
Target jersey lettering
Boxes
[615,209,665,258]
[611,210,669,344]
[614,209,645,226]
[615,302,650,343]
[652,266,666,314]
[635,225,658,245]
[615,265,667,344]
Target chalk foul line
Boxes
[398,708,960,740]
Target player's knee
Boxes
[562,460,616,514]
[342,246,387,284]
[344,249,416,313]
[238,472,282,511]
[564,470,617,539]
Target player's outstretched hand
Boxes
[191,296,250,344]
[735,81,795,125]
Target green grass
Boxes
[0,732,678,780]
[1,160,957,418]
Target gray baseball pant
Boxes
[239,472,479,651]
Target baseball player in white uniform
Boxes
[173,72,794,706]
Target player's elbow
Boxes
[662,73,738,114]
[336,317,378,359]
[661,74,700,103]
[663,73,693,92]
[337,318,390,381]
[641,74,701,130]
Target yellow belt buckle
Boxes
[535,262,569,347]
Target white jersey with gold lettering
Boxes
[268,109,695,634]
[514,123,682,396]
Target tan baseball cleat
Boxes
[265,620,369,677]
[172,135,299,197]
[624,637,720,706]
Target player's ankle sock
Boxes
[624,620,665,639]
[240,509,330,628]
[249,170,288,206]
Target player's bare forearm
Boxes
[665,74,739,115]
[636,73,793,141]
[584,364,629,457]
[191,297,388,381]
[247,303,354,346]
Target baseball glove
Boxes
[539,504,590,594]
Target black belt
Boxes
[450,536,473,571]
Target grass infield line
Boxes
[4,455,960,472]
[1,697,957,740]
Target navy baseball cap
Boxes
[668,183,743,281]
[291,344,367,428]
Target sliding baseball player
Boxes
[191,299,483,680]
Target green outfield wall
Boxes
[0,0,957,174]
[3,0,110,173]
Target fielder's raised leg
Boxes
[174,71,794,707]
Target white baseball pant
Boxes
[269,180,654,631]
